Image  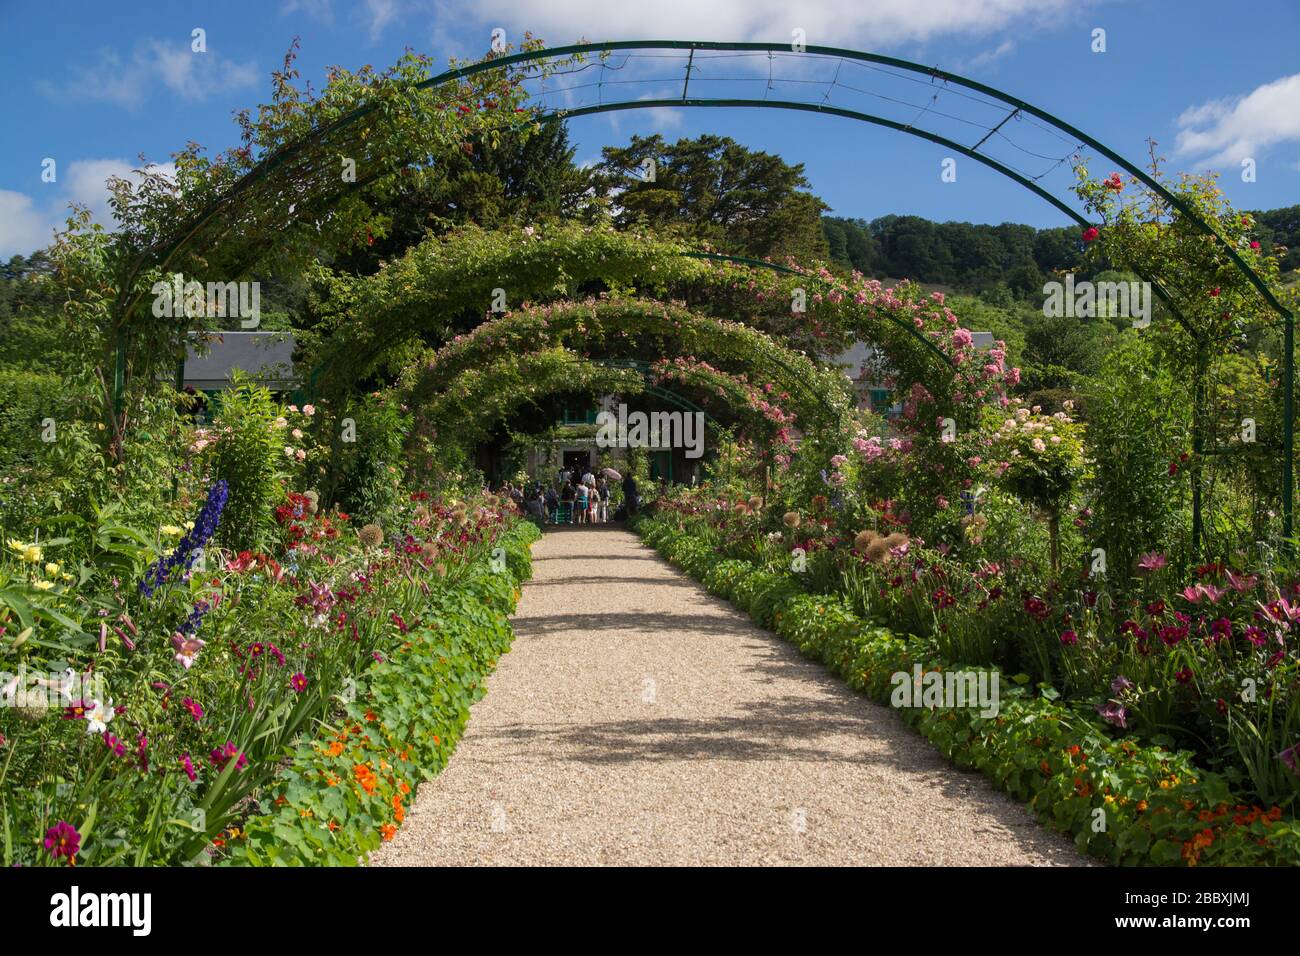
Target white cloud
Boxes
[952,38,1016,73]
[0,191,57,259]
[1176,73,1300,168]
[365,0,400,40]
[281,0,335,21]
[0,159,178,258]
[39,40,258,110]
[431,0,1083,47]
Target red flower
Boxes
[1081,227,1100,242]
[1103,172,1123,192]
[1209,287,1220,297]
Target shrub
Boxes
[203,375,286,552]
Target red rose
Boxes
[1082,227,1100,242]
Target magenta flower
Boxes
[1175,667,1194,685]
[1110,675,1134,696]
[1059,629,1078,646]
[182,697,204,722]
[1280,742,1300,776]
[1137,552,1168,572]
[1097,700,1129,729]
[209,742,248,772]
[44,821,80,861]
[1226,570,1258,593]
[180,752,197,782]
[290,672,308,693]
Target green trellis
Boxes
[121,38,1296,549]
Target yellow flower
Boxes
[161,525,183,537]
[44,562,60,576]
[7,539,42,563]
[32,579,55,591]
[183,521,195,531]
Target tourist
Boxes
[544,485,559,522]
[597,477,610,522]
[622,473,639,516]
[574,480,589,524]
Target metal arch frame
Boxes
[134,38,1295,543]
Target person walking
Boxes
[622,473,639,517]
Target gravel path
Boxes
[372,526,1085,866]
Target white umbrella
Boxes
[602,467,622,480]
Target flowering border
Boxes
[638,515,1300,866]
[225,520,539,865]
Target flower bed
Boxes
[1,484,536,867]
[229,521,536,865]
[638,513,1300,866]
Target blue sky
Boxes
[2,0,1299,257]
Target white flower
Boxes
[85,697,115,734]
[291,428,303,440]
[273,417,288,429]
[284,446,295,458]
[1032,438,1047,453]
[302,404,316,417]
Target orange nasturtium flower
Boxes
[380,824,397,841]
[326,740,345,757]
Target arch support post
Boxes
[1285,314,1294,549]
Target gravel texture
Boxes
[371,526,1085,866]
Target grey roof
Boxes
[184,331,297,391]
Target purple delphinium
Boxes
[138,480,228,598]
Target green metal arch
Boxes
[553,101,1195,343]
[137,38,1294,542]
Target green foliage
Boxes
[330,394,409,527]
[1085,334,1191,578]
[203,376,285,551]
[0,370,65,472]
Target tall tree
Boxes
[594,134,830,261]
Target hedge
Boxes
[639,514,1300,866]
